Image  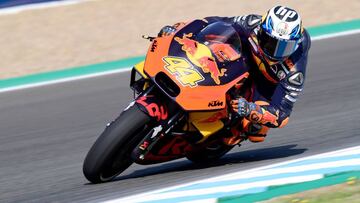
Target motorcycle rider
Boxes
[159,6,311,145]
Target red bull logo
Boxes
[199,110,227,123]
[175,33,198,55]
[174,33,226,85]
[198,57,226,85]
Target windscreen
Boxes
[196,22,242,53]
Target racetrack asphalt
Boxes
[0,33,359,203]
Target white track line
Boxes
[0,68,131,93]
[0,0,91,15]
[1,28,359,94]
[180,199,217,203]
[111,175,323,202]
[202,158,360,183]
[103,145,360,203]
[311,29,360,41]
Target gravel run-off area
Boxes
[1,0,360,79]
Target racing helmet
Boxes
[258,6,303,60]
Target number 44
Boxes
[163,56,204,87]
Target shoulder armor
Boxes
[246,14,262,28]
[234,14,261,29]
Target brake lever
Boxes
[142,35,156,42]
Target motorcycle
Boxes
[83,19,251,183]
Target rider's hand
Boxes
[158,25,176,37]
[230,98,256,117]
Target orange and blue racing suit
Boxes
[204,15,311,143]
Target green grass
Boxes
[261,177,360,203]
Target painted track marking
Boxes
[0,0,92,15]
[103,146,360,203]
[0,68,130,93]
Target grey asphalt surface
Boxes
[0,33,360,203]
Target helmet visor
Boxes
[258,28,299,60]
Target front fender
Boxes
[135,95,169,122]
[134,85,183,125]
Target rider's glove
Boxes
[158,25,176,37]
[231,98,257,117]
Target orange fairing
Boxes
[175,77,247,110]
[143,20,249,111]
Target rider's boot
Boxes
[222,118,246,146]
[222,118,269,145]
[222,127,246,146]
[243,119,269,142]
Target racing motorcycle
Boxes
[83,19,251,183]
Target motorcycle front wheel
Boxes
[83,104,151,184]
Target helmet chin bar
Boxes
[259,47,286,65]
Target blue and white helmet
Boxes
[258,6,303,60]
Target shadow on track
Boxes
[112,144,307,182]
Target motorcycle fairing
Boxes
[189,110,227,142]
[133,135,192,165]
[134,60,148,79]
[143,20,250,111]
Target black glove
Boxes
[158,25,176,37]
[231,98,257,117]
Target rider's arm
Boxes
[205,15,261,29]
[159,15,260,36]
[256,68,306,128]
[249,32,311,128]
[204,16,235,24]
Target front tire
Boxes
[83,104,151,183]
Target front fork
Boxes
[130,85,185,162]
[131,111,184,161]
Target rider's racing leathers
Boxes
[204,15,311,143]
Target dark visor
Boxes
[258,28,299,60]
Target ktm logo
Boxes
[208,100,223,107]
[150,40,158,52]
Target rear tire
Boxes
[83,104,151,183]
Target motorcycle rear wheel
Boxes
[83,104,151,184]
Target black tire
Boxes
[186,141,234,164]
[83,104,151,183]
